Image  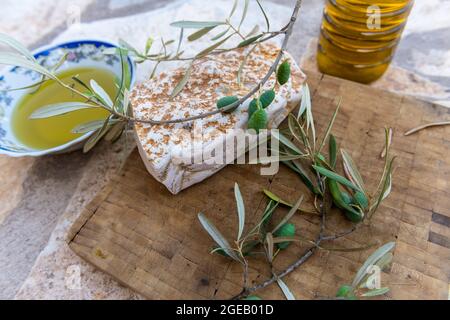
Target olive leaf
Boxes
[238,0,250,30]
[351,242,395,289]
[275,132,304,155]
[318,99,341,153]
[237,44,257,86]
[29,102,97,119]
[245,25,260,39]
[82,116,113,153]
[263,189,297,208]
[72,119,113,134]
[256,0,270,32]
[198,213,240,261]
[234,183,246,241]
[170,63,192,99]
[288,114,309,149]
[196,34,233,58]
[238,34,263,48]
[211,27,231,41]
[313,165,361,192]
[361,287,390,297]
[229,0,238,18]
[170,21,226,29]
[266,232,274,263]
[145,37,154,55]
[0,52,56,80]
[341,149,366,195]
[329,134,337,169]
[90,79,113,108]
[104,121,126,142]
[188,27,216,41]
[0,33,36,61]
[118,39,141,57]
[176,28,184,55]
[277,278,296,300]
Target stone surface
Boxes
[0,0,448,299]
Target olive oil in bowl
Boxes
[12,67,116,150]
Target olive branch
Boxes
[198,84,396,300]
[0,0,302,152]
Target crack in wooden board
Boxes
[67,71,450,300]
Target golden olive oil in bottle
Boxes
[12,68,116,150]
[317,0,414,83]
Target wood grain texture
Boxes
[67,71,450,300]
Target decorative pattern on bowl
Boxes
[0,40,135,157]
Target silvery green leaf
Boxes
[176,29,184,57]
[341,149,366,194]
[90,79,113,108]
[237,34,263,48]
[83,130,106,153]
[122,89,130,116]
[275,132,304,155]
[319,100,340,153]
[105,121,126,142]
[282,160,317,195]
[237,44,256,85]
[196,34,233,58]
[30,102,96,119]
[50,52,68,72]
[277,278,296,300]
[0,52,55,80]
[145,37,154,55]
[1,79,47,92]
[245,25,260,39]
[258,154,304,164]
[359,253,393,289]
[361,287,390,297]
[118,39,140,56]
[238,0,250,29]
[82,116,114,153]
[170,63,192,99]
[381,128,393,158]
[211,28,230,41]
[352,242,395,289]
[229,0,238,18]
[312,165,360,192]
[266,232,274,263]
[188,27,216,41]
[170,21,226,29]
[381,172,392,201]
[256,0,270,32]
[72,120,108,134]
[198,213,240,261]
[272,195,303,234]
[0,33,36,61]
[298,83,310,118]
[369,155,395,217]
[234,183,245,241]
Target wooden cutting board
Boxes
[67,71,450,300]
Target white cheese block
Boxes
[130,42,306,194]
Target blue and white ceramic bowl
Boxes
[0,39,135,157]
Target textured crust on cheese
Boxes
[130,42,306,194]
